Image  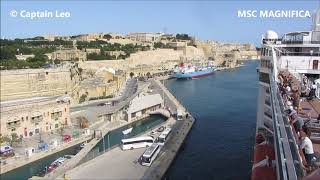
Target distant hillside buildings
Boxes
[51,48,87,61]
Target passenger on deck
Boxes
[308,82,317,100]
[292,91,301,111]
[288,106,298,120]
[291,116,304,132]
[299,132,315,169]
[286,85,291,94]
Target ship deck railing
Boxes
[269,73,305,180]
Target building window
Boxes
[65,108,67,112]
[26,116,28,121]
[65,118,68,125]
[55,124,59,129]
[35,129,40,134]
[21,117,24,121]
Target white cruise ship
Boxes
[252,8,320,180]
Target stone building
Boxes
[0,65,81,103]
[78,69,126,101]
[127,32,163,42]
[15,54,35,61]
[104,51,126,59]
[0,96,70,139]
[127,94,163,122]
[83,48,101,55]
[51,49,87,61]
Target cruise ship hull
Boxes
[173,69,215,79]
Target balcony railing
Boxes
[31,116,43,123]
[7,122,21,129]
[281,40,320,45]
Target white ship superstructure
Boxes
[252,8,320,180]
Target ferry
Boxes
[172,63,215,79]
[252,8,320,180]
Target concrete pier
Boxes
[142,80,195,180]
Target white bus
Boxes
[157,128,172,146]
[121,136,154,150]
[140,143,161,166]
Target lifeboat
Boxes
[251,135,276,180]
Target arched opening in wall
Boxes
[313,60,319,70]
[146,72,151,78]
[129,72,134,78]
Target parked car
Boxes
[0,145,15,158]
[63,135,72,142]
[105,102,112,105]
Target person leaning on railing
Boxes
[299,131,316,172]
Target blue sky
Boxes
[1,1,319,45]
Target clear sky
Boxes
[1,0,319,45]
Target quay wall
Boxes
[142,80,195,180]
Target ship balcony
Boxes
[264,111,273,119]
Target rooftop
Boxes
[127,94,163,113]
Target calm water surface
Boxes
[165,61,258,180]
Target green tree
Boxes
[54,59,61,64]
[6,133,21,146]
[103,34,112,40]
[79,94,87,103]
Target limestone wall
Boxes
[0,67,79,102]
[127,49,182,67]
[81,47,205,71]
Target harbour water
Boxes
[1,115,166,180]
[81,114,166,163]
[164,61,258,180]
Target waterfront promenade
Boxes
[63,78,195,179]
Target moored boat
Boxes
[172,63,215,79]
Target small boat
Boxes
[122,127,133,135]
[47,157,66,172]
[46,155,73,173]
